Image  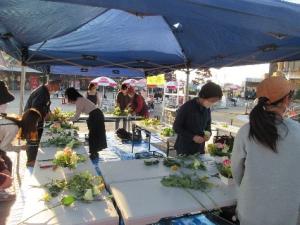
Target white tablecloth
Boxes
[100,158,237,225]
[20,146,119,225]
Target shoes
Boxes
[26,160,35,167]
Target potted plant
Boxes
[217,159,234,185]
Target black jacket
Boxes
[173,98,211,155]
[24,85,50,118]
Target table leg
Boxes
[147,131,151,152]
[167,141,170,156]
[131,124,135,153]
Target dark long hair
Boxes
[249,93,293,152]
[5,109,41,140]
[65,87,83,101]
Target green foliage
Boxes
[160,127,175,137]
[207,144,230,157]
[143,118,160,126]
[44,179,67,197]
[144,158,160,166]
[67,172,104,200]
[61,195,75,206]
[46,134,81,148]
[113,107,129,116]
[216,162,233,178]
[163,154,206,170]
[161,174,213,191]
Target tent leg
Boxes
[19,65,26,114]
[185,68,190,102]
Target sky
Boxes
[175,63,270,86]
[210,63,270,85]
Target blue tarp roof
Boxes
[1,0,300,73]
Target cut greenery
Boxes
[161,173,213,191]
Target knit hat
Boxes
[0,80,15,105]
[256,76,294,103]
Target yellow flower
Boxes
[98,183,105,192]
[42,193,52,202]
[55,150,64,159]
[70,153,79,165]
[171,165,179,172]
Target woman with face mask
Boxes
[173,82,223,155]
[232,76,300,225]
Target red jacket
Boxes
[130,94,149,118]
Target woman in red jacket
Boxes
[128,86,149,118]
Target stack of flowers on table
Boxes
[216,159,234,185]
[53,147,86,174]
[207,142,230,162]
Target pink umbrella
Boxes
[91,76,117,87]
[165,81,178,90]
[122,79,137,86]
[136,78,147,88]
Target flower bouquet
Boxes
[207,143,230,162]
[216,159,234,185]
[53,147,86,170]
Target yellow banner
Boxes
[147,74,165,86]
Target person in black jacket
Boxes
[24,81,55,166]
[173,82,223,155]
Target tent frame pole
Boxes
[19,48,28,115]
[19,65,26,115]
[185,66,190,103]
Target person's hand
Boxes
[0,173,13,189]
[193,135,205,144]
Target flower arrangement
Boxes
[42,171,105,201]
[217,159,233,178]
[49,107,75,122]
[217,159,234,185]
[207,143,230,157]
[112,106,130,116]
[53,147,86,169]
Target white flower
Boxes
[55,150,64,159]
[222,145,230,153]
[92,186,101,196]
[83,189,94,201]
[204,131,211,137]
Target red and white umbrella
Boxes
[136,78,147,88]
[165,81,178,90]
[122,79,137,86]
[91,76,117,87]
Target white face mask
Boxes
[283,104,293,117]
[202,100,215,108]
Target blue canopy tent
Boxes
[1,0,300,112]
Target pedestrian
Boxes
[86,83,101,106]
[0,156,14,201]
[0,80,15,114]
[24,80,55,167]
[115,84,131,129]
[173,82,222,155]
[231,76,300,225]
[127,86,149,118]
[65,87,107,161]
[0,109,41,201]
[0,109,41,171]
